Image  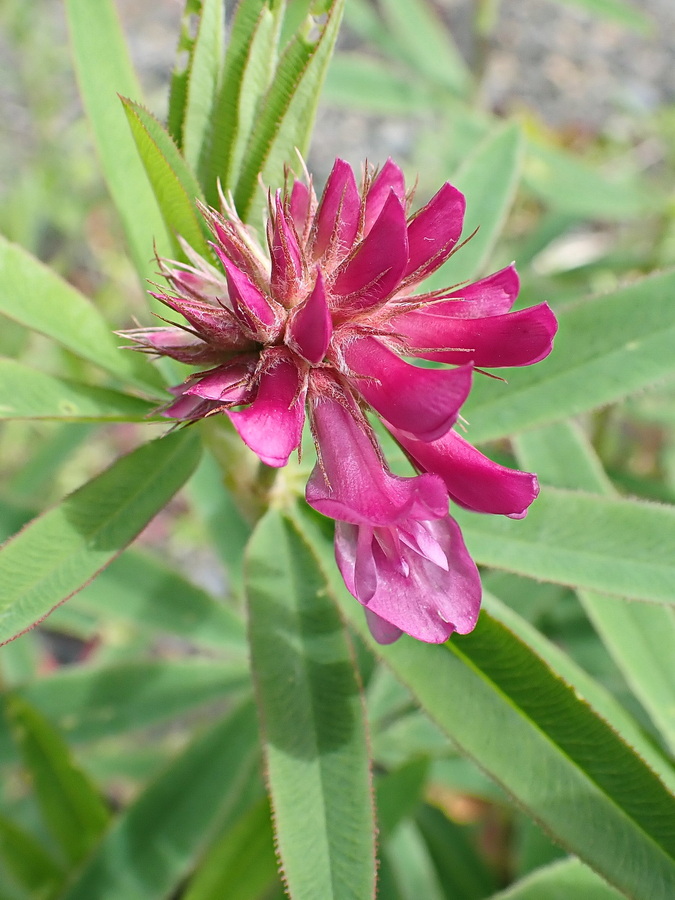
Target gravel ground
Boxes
[1,0,674,194]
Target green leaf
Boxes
[167,0,203,147]
[293,506,675,900]
[0,359,157,421]
[14,659,249,748]
[0,814,65,897]
[245,510,376,900]
[376,759,428,839]
[234,0,345,221]
[491,857,624,899]
[523,140,655,221]
[182,797,278,900]
[0,237,164,395]
[463,269,675,443]
[64,0,172,279]
[5,696,109,865]
[416,804,498,900]
[454,487,675,605]
[0,429,201,645]
[428,122,523,289]
[554,0,653,33]
[376,0,469,94]
[181,0,224,172]
[59,702,260,900]
[483,590,675,795]
[187,450,253,599]
[515,421,675,755]
[68,548,246,654]
[324,54,433,114]
[121,97,210,258]
[202,0,279,202]
[382,821,445,900]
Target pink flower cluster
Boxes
[125,159,557,644]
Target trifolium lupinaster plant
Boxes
[123,158,558,644]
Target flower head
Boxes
[124,158,557,644]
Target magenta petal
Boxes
[289,180,312,238]
[364,607,403,645]
[364,158,406,235]
[228,358,305,467]
[312,159,360,259]
[161,392,218,420]
[392,426,540,518]
[306,396,448,526]
[335,516,481,643]
[184,360,254,402]
[152,293,250,350]
[287,270,332,364]
[216,252,277,331]
[403,183,465,282]
[270,192,303,302]
[429,265,520,317]
[396,302,558,367]
[332,191,408,311]
[344,336,473,441]
[122,327,226,365]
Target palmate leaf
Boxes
[515,420,675,755]
[0,430,201,646]
[463,268,675,443]
[64,0,172,280]
[234,0,346,222]
[292,506,675,900]
[121,97,211,259]
[59,702,260,900]
[245,509,376,900]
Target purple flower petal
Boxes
[184,359,255,402]
[228,356,306,467]
[364,158,406,235]
[151,293,252,351]
[335,516,481,643]
[426,265,520,317]
[332,191,409,312]
[289,179,312,240]
[270,192,304,303]
[392,426,539,518]
[216,252,279,333]
[286,270,332,364]
[403,183,465,282]
[122,327,226,365]
[306,395,448,526]
[364,607,403,644]
[344,336,473,441]
[312,158,360,261]
[395,302,558,367]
